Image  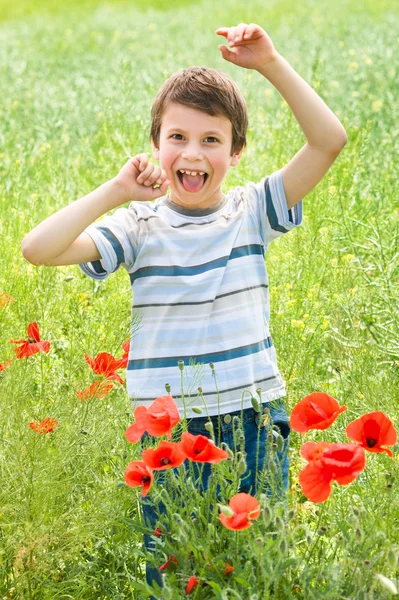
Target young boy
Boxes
[22,22,347,593]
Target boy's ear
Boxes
[151,138,160,161]
[230,144,245,167]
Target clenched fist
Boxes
[115,153,171,202]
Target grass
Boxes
[0,0,399,597]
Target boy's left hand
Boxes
[216,23,278,71]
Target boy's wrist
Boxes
[107,177,132,208]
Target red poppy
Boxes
[141,441,187,470]
[125,395,180,443]
[300,441,333,462]
[76,380,115,401]
[30,417,59,434]
[9,322,51,358]
[299,442,366,503]
[159,554,178,571]
[154,527,162,537]
[118,339,130,369]
[223,564,234,575]
[0,360,12,372]
[290,392,347,433]
[219,492,261,531]
[0,290,14,308]
[124,460,153,497]
[178,432,228,464]
[346,411,397,458]
[186,576,199,594]
[84,352,126,385]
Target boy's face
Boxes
[152,102,244,210]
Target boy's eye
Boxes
[170,134,218,143]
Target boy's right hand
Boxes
[115,153,171,203]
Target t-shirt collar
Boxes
[164,194,229,217]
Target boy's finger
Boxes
[215,27,229,36]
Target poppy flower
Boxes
[76,379,115,401]
[223,564,234,575]
[30,417,59,434]
[124,460,153,497]
[159,554,178,571]
[186,576,199,594]
[219,492,261,531]
[0,291,14,308]
[9,322,51,359]
[299,443,366,503]
[154,527,162,537]
[346,411,397,458]
[290,392,347,433]
[141,441,187,470]
[84,352,126,385]
[118,339,130,369]
[178,432,228,464]
[300,441,333,462]
[0,360,12,373]
[125,395,180,443]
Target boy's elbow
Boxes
[21,239,40,266]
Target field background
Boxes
[0,0,398,597]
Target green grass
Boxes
[1,0,399,597]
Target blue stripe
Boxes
[129,244,264,284]
[97,227,125,270]
[127,337,273,370]
[264,176,289,234]
[91,260,107,275]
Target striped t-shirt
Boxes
[79,169,303,418]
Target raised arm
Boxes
[216,23,348,210]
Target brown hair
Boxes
[150,66,248,157]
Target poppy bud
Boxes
[234,428,243,444]
[275,516,284,530]
[233,415,240,426]
[178,360,184,371]
[204,421,214,434]
[165,383,171,393]
[255,536,263,544]
[276,434,284,452]
[218,504,235,517]
[262,505,272,527]
[251,396,260,412]
[209,362,215,371]
[238,458,247,476]
[269,459,277,474]
[287,509,295,520]
[272,443,278,453]
[192,406,203,414]
[197,387,202,393]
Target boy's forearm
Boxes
[22,178,126,263]
[257,53,348,150]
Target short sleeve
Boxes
[79,206,139,280]
[246,168,303,246]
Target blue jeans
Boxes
[139,399,290,597]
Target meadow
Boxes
[0,0,398,597]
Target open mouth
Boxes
[177,171,209,193]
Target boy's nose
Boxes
[182,150,205,161]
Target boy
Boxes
[22,22,347,593]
